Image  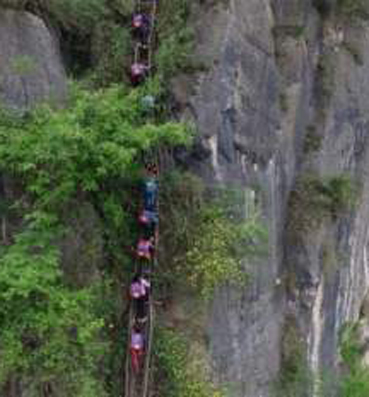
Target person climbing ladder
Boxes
[130,325,145,373]
[132,13,152,45]
[129,0,158,86]
[130,274,151,322]
[125,1,159,396]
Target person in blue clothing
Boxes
[142,163,158,211]
[143,177,158,211]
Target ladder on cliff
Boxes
[133,0,158,73]
[124,275,154,397]
[124,1,159,396]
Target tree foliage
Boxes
[0,84,191,394]
[0,221,107,396]
[0,84,190,209]
[339,323,369,397]
[154,0,207,79]
[337,0,369,19]
[159,172,267,299]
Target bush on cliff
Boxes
[0,84,191,395]
[339,323,369,397]
[158,173,268,299]
[153,327,223,397]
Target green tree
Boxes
[0,84,191,394]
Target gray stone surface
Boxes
[0,9,67,111]
[174,1,369,396]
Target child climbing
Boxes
[136,236,155,260]
[130,274,151,300]
[143,177,158,211]
[138,208,158,227]
[130,325,145,373]
[132,13,151,45]
[130,62,150,86]
[130,275,151,322]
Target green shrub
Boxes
[340,369,369,397]
[303,125,322,154]
[185,205,266,298]
[89,21,131,86]
[1,0,133,83]
[3,0,198,83]
[325,175,358,216]
[153,327,223,397]
[47,0,108,29]
[0,223,108,395]
[159,173,267,299]
[337,0,369,19]
[155,0,198,79]
[340,323,361,366]
[316,52,335,104]
[313,0,369,19]
[275,316,311,397]
[0,85,190,208]
[185,207,246,298]
[0,85,191,393]
[339,322,369,397]
[287,173,357,233]
[9,55,37,76]
[342,41,364,65]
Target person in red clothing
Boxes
[130,62,149,86]
[130,325,144,373]
[145,162,158,177]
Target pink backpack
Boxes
[131,282,143,299]
[138,239,151,255]
[132,15,143,28]
[131,332,144,349]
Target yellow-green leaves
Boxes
[185,208,248,299]
[159,173,267,299]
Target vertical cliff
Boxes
[0,9,67,111]
[0,7,68,252]
[173,0,369,395]
[2,1,369,396]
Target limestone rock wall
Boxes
[0,9,67,111]
[2,2,369,397]
[175,0,369,396]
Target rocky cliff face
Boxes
[0,7,68,244]
[0,9,67,111]
[0,7,68,251]
[174,0,369,396]
[2,1,369,397]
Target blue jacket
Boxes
[143,179,158,210]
